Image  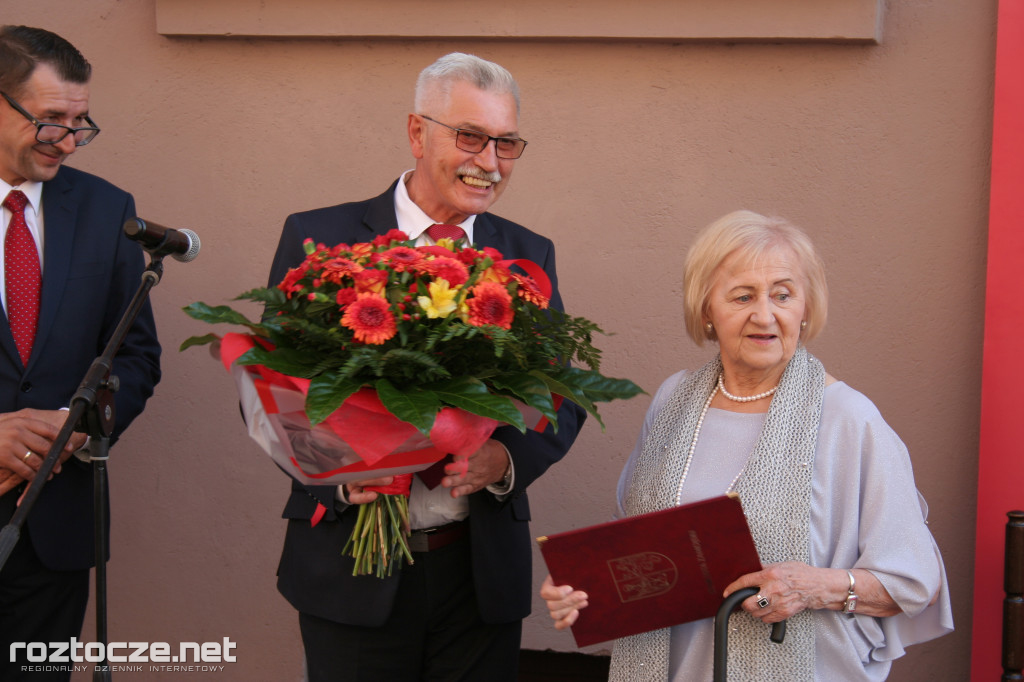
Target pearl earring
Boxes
[800,320,807,330]
[705,322,713,332]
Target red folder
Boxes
[537,494,762,647]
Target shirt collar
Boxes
[1,179,43,215]
[393,170,475,243]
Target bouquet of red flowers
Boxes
[183,229,642,577]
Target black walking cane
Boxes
[713,586,787,682]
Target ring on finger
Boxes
[756,594,770,609]
[22,450,33,463]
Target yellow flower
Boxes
[417,279,460,319]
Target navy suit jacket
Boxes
[271,182,585,625]
[0,166,161,571]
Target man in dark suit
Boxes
[0,26,161,681]
[268,53,584,681]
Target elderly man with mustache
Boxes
[267,52,585,682]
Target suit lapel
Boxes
[0,173,75,370]
[471,213,502,251]
[0,246,17,367]
[362,181,401,237]
[33,170,75,372]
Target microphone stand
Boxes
[0,253,165,682]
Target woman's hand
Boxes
[724,562,840,623]
[724,562,902,623]
[540,574,589,630]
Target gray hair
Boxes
[414,52,520,116]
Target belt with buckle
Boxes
[408,520,468,553]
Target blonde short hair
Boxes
[682,210,828,346]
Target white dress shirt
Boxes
[1,180,45,312]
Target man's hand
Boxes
[0,468,22,497]
[0,409,85,483]
[441,439,509,499]
[344,476,395,505]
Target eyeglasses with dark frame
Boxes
[419,114,527,160]
[1,91,100,147]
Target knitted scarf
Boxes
[610,346,825,681]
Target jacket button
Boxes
[20,382,32,393]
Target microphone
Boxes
[123,218,201,263]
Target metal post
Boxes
[1004,510,1024,681]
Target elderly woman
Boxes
[541,210,953,680]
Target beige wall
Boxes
[2,1,994,679]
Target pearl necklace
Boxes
[674,385,717,506]
[674,379,764,506]
[718,374,778,402]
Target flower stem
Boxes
[342,494,414,577]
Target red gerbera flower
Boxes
[321,257,364,284]
[378,246,424,272]
[467,281,514,329]
[341,293,397,344]
[420,257,469,287]
[512,273,549,309]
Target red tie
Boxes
[3,190,40,366]
[417,454,453,490]
[426,223,466,242]
[417,222,465,487]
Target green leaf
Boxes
[337,347,387,380]
[375,379,441,435]
[179,333,221,351]
[489,373,558,425]
[529,370,603,429]
[305,373,364,425]
[378,348,451,383]
[554,367,646,403]
[236,286,285,306]
[305,299,338,316]
[182,301,257,327]
[427,376,526,432]
[238,346,318,378]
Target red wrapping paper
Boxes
[220,332,544,485]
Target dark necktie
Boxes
[3,190,40,366]
[426,223,466,242]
